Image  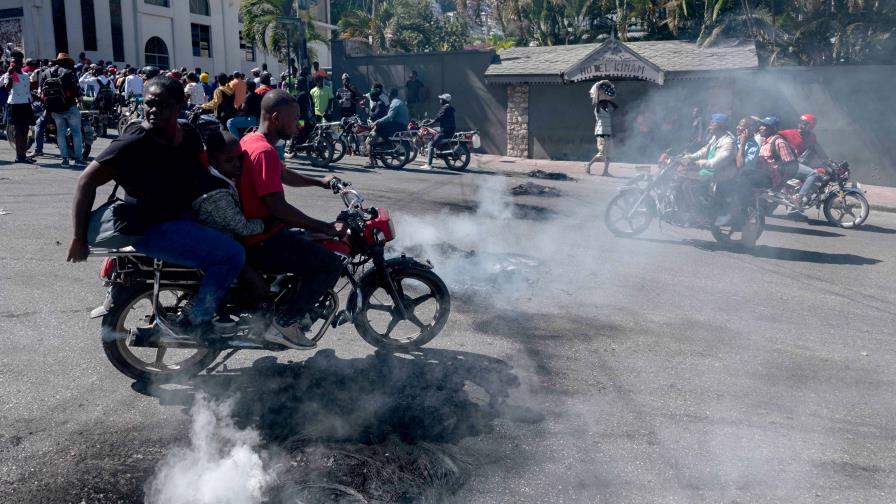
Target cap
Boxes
[341,73,350,80]
[438,93,452,102]
[710,113,728,126]
[759,116,780,128]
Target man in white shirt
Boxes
[1,49,35,163]
[123,67,143,98]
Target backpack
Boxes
[94,79,115,112]
[41,68,78,113]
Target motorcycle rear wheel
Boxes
[330,136,347,163]
[711,206,765,248]
[354,266,451,350]
[823,192,869,228]
[604,191,656,237]
[101,285,220,383]
[307,136,334,167]
[442,142,471,171]
[378,142,408,169]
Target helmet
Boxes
[759,116,780,129]
[799,113,817,130]
[141,66,161,79]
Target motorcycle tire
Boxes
[604,190,656,238]
[407,144,419,164]
[399,140,414,168]
[308,136,334,168]
[378,141,408,169]
[101,284,221,383]
[823,191,869,228]
[442,142,471,171]
[711,206,765,248]
[6,124,35,152]
[353,265,451,350]
[330,136,347,163]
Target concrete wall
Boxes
[332,43,507,155]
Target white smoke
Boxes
[145,394,275,504]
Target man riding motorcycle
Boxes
[367,88,408,169]
[779,113,830,208]
[238,89,345,349]
[421,93,455,171]
[682,113,737,224]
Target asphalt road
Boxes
[1,136,895,503]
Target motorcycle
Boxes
[772,160,869,228]
[285,119,334,168]
[87,178,452,383]
[340,116,410,169]
[405,119,478,171]
[604,151,767,247]
[314,120,347,163]
[117,96,144,134]
[7,98,95,159]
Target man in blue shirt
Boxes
[368,88,408,168]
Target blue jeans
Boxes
[51,106,83,161]
[35,110,47,152]
[134,219,245,323]
[226,116,258,138]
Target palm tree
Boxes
[240,0,328,64]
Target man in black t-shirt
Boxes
[67,76,245,336]
[405,70,424,120]
[335,74,359,119]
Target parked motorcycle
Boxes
[285,120,334,168]
[88,178,451,383]
[406,119,478,171]
[772,160,869,228]
[314,120,347,163]
[604,151,767,247]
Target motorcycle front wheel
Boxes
[604,191,656,237]
[823,191,869,228]
[101,285,220,383]
[307,136,334,168]
[330,136,347,163]
[354,266,451,350]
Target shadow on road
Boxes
[135,347,541,445]
[851,223,896,235]
[763,223,844,238]
[633,237,881,266]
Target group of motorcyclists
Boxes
[680,111,828,225]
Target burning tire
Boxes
[354,266,451,350]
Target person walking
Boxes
[586,80,617,176]
[405,70,425,120]
[1,49,35,164]
[41,53,85,166]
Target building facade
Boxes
[0,0,333,76]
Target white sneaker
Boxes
[421,164,433,170]
[264,319,316,349]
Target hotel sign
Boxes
[564,38,665,85]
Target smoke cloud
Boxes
[145,394,275,504]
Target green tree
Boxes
[338,0,471,52]
[240,0,329,65]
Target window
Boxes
[144,0,169,6]
[240,36,256,62]
[110,0,125,61]
[191,23,212,58]
[144,36,169,68]
[81,0,97,51]
[51,0,68,53]
[189,0,210,16]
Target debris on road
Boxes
[0,208,10,215]
[511,182,563,197]
[527,169,574,181]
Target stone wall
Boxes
[506,84,529,158]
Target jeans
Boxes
[226,116,258,138]
[51,106,83,161]
[247,228,343,324]
[134,219,246,323]
[799,172,821,199]
[427,133,448,165]
[35,110,47,152]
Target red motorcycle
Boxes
[88,178,451,382]
[405,119,478,171]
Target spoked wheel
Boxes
[307,137,334,168]
[711,205,765,248]
[442,142,471,171]
[604,191,656,237]
[377,141,408,169]
[101,286,220,383]
[824,192,869,228]
[354,267,451,350]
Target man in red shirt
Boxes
[779,113,830,207]
[755,116,798,190]
[239,89,344,349]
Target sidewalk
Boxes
[471,154,896,213]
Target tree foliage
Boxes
[240,0,328,65]
[337,0,471,52]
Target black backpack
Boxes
[42,68,78,113]
[94,79,115,112]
